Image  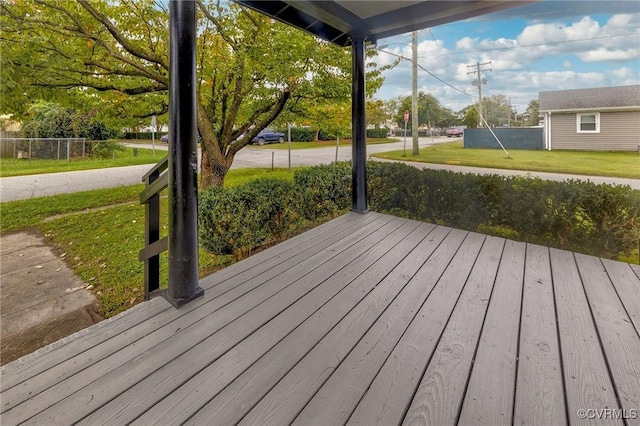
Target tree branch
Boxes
[77,0,167,69]
[196,0,238,50]
[228,89,291,157]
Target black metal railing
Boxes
[139,155,169,300]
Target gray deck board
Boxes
[601,259,640,337]
[240,227,469,426]
[20,215,402,425]
[183,220,438,426]
[371,236,504,426]
[514,244,566,425]
[194,222,444,426]
[551,249,621,426]
[289,225,457,426]
[457,239,526,426]
[1,212,638,426]
[575,254,640,415]
[91,219,425,425]
[629,263,640,281]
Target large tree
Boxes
[1,0,384,187]
[524,99,540,126]
[392,92,457,129]
[480,94,512,127]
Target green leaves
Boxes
[393,92,458,128]
[2,0,387,187]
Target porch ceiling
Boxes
[233,0,535,46]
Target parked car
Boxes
[251,128,285,145]
[445,127,464,137]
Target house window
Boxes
[577,113,599,133]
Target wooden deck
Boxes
[2,212,639,425]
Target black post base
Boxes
[162,286,204,308]
[350,208,370,214]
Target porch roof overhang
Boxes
[233,1,535,46]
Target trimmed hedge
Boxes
[317,130,336,141]
[294,162,351,224]
[275,127,316,142]
[123,132,167,140]
[367,128,388,138]
[199,178,299,259]
[367,162,640,259]
[198,162,639,261]
[198,169,350,258]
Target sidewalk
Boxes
[0,231,100,365]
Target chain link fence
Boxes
[0,138,95,161]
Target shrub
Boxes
[199,178,298,259]
[92,140,125,159]
[122,132,167,140]
[275,127,316,142]
[21,102,119,140]
[198,164,351,257]
[294,162,351,223]
[198,162,639,262]
[317,130,335,141]
[366,128,388,138]
[366,162,640,260]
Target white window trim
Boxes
[576,112,600,133]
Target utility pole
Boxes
[412,31,419,155]
[467,61,491,127]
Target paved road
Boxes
[0,138,446,202]
[2,137,638,202]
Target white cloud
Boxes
[453,14,640,66]
[605,67,640,85]
[374,11,640,112]
[578,48,639,62]
[608,66,635,79]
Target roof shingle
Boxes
[539,85,640,111]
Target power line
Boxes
[377,47,512,155]
[377,48,473,98]
[428,28,442,50]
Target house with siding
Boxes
[539,85,640,151]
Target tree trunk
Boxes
[199,149,227,188]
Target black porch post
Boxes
[166,0,203,307]
[351,35,368,213]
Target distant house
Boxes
[539,85,640,151]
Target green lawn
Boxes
[254,138,397,150]
[373,141,640,179]
[0,146,160,177]
[0,167,297,318]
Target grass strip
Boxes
[1,168,297,317]
[373,141,640,179]
[0,146,160,177]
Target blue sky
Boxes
[373,0,640,113]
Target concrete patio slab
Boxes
[0,231,100,365]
